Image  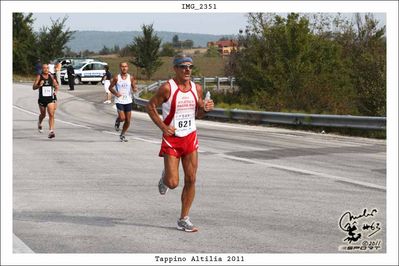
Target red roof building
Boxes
[207,40,239,56]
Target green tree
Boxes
[350,14,386,116]
[234,13,355,114]
[99,45,111,55]
[172,35,179,47]
[119,45,133,57]
[113,44,120,54]
[63,46,78,57]
[13,13,37,74]
[182,39,194,49]
[205,46,220,57]
[160,42,176,56]
[130,24,163,80]
[36,17,75,63]
[219,36,232,41]
[82,49,93,57]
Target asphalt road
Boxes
[12,83,386,253]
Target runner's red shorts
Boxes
[159,131,199,158]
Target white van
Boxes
[61,61,108,85]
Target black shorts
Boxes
[38,96,57,107]
[116,103,132,112]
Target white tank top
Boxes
[114,74,132,104]
[162,79,198,137]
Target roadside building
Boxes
[207,40,239,56]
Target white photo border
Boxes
[1,1,398,265]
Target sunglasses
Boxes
[176,64,194,70]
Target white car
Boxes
[61,61,108,85]
[49,58,94,76]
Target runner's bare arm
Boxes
[146,83,175,136]
[52,76,59,94]
[108,75,121,97]
[32,75,43,90]
[101,71,108,82]
[131,75,138,93]
[195,84,214,118]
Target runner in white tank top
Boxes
[162,78,198,137]
[108,62,137,142]
[146,54,214,232]
[114,73,133,104]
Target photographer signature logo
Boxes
[338,208,382,251]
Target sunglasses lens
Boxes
[178,64,194,69]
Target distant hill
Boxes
[66,30,234,52]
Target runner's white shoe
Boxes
[177,216,198,232]
[38,121,43,133]
[48,131,55,139]
[120,134,128,142]
[158,170,169,195]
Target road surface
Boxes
[12,83,386,253]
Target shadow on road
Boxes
[14,211,175,231]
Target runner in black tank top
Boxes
[38,73,57,106]
[33,64,59,139]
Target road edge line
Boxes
[13,233,34,253]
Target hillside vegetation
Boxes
[67,31,232,52]
[13,12,386,123]
[98,55,227,81]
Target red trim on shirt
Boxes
[189,84,198,111]
[163,88,180,126]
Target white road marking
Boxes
[13,234,34,253]
[13,104,385,191]
[13,105,91,129]
[217,154,386,191]
[101,130,161,144]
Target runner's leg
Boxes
[47,102,57,131]
[38,104,46,125]
[163,154,180,189]
[121,110,131,135]
[180,151,198,219]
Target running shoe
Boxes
[177,216,198,232]
[114,119,120,131]
[103,100,111,104]
[120,134,128,142]
[48,131,55,139]
[38,121,43,133]
[158,170,169,195]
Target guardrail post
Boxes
[202,76,206,92]
[230,76,234,91]
[216,76,220,92]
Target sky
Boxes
[31,12,386,35]
[31,13,249,35]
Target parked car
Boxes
[48,58,95,75]
[61,61,108,85]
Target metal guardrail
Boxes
[134,79,386,130]
[140,77,236,93]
